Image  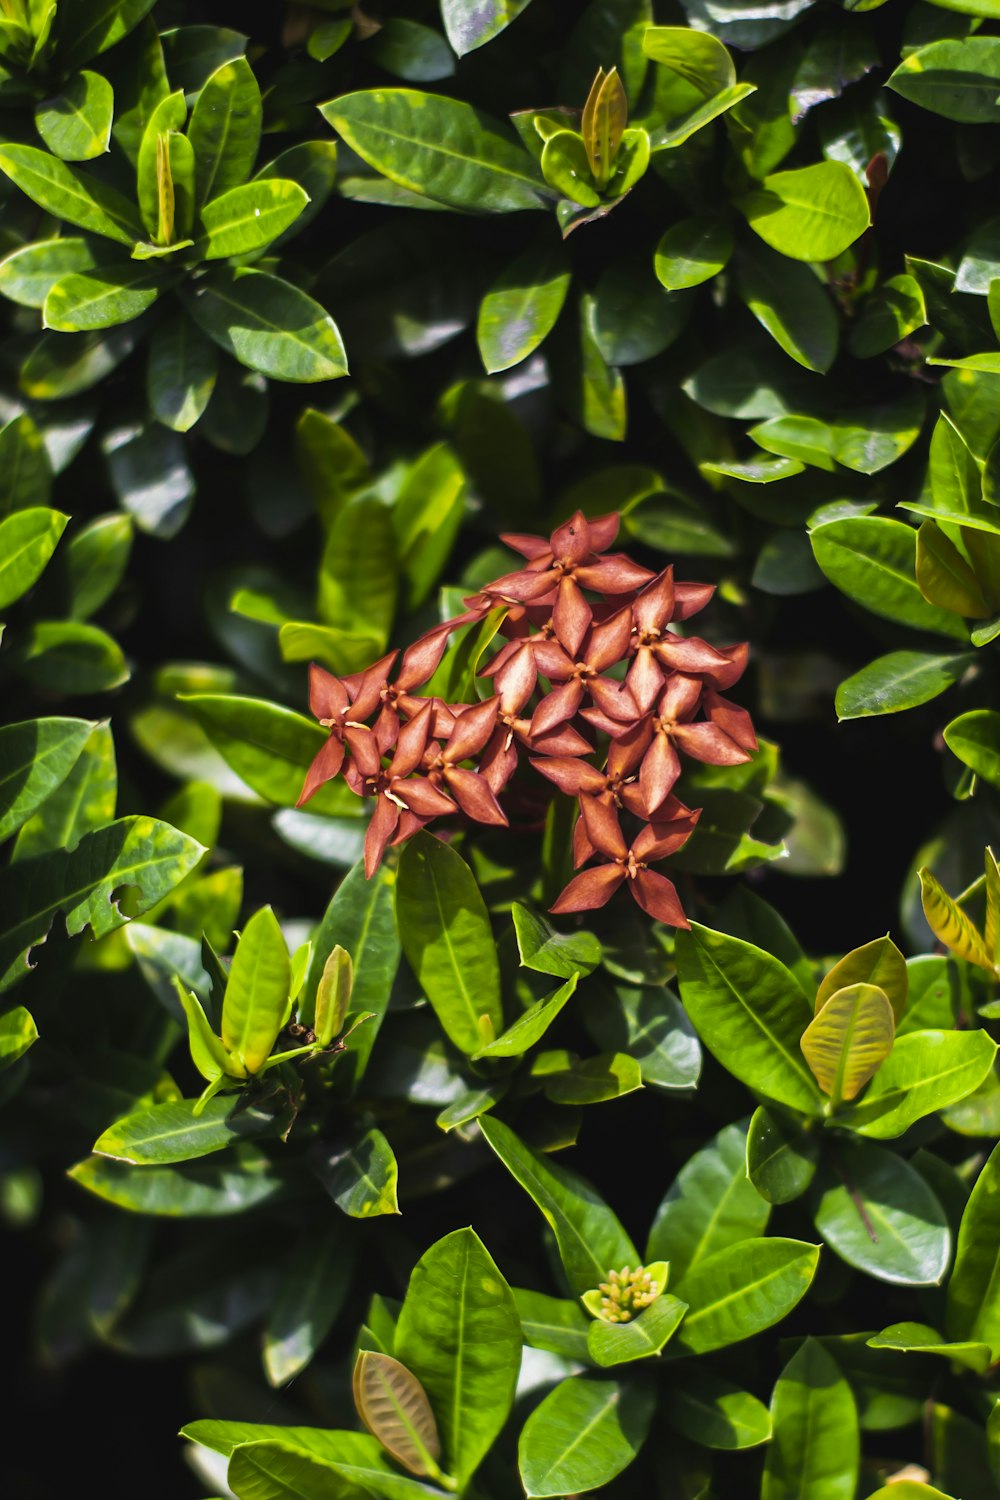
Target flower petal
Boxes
[631,868,689,928]
[297,734,346,807]
[633,567,675,634]
[576,554,655,593]
[530,756,606,797]
[588,675,640,724]
[309,663,348,722]
[480,729,519,794]
[705,689,758,752]
[499,530,551,561]
[532,723,593,757]
[658,673,703,724]
[393,700,434,777]
[344,724,382,780]
[553,576,592,657]
[550,863,626,913]
[446,696,500,763]
[586,605,633,672]
[654,633,731,677]
[625,646,665,715]
[702,641,749,690]
[639,731,681,815]
[396,775,457,818]
[587,512,620,553]
[445,766,509,825]
[581,795,628,859]
[531,679,585,739]
[364,794,400,878]
[673,581,715,621]
[673,722,752,766]
[398,627,451,689]
[345,651,398,720]
[633,809,700,862]
[551,510,592,566]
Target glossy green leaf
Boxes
[44,261,171,331]
[0,1004,38,1070]
[867,1321,991,1374]
[742,161,869,262]
[839,1029,997,1137]
[663,1368,772,1450]
[320,89,547,213]
[182,268,348,383]
[737,242,838,373]
[654,215,732,290]
[317,1128,400,1218]
[675,923,821,1113]
[518,1377,654,1498]
[943,709,1000,788]
[849,274,927,357]
[477,238,571,373]
[543,1051,642,1104]
[512,903,601,979]
[395,832,503,1054]
[147,313,218,432]
[474,975,577,1059]
[393,443,466,611]
[800,983,895,1105]
[57,0,158,71]
[94,1096,278,1164]
[813,1141,950,1285]
[221,906,291,1074]
[440,0,534,56]
[0,506,68,610]
[889,38,1000,123]
[0,144,143,244]
[318,495,397,645]
[669,1238,818,1356]
[263,1230,354,1387]
[198,179,308,259]
[479,1115,636,1295]
[762,1339,859,1500]
[0,814,204,991]
[69,1143,281,1216]
[9,619,128,695]
[945,1140,1000,1356]
[36,70,114,161]
[746,1105,820,1204]
[810,516,969,639]
[395,1227,520,1490]
[13,721,116,860]
[836,651,974,720]
[646,1119,770,1276]
[586,1293,688,1366]
[0,237,97,308]
[188,56,262,206]
[917,519,991,617]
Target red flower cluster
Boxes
[299,511,756,927]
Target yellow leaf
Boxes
[815,935,908,1023]
[919,867,993,973]
[916,520,990,618]
[582,66,627,188]
[352,1350,442,1479]
[155,132,174,247]
[800,982,894,1105]
[986,848,1000,970]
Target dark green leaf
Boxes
[182,268,348,382]
[762,1339,859,1500]
[813,1141,951,1286]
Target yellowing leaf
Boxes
[800,983,894,1105]
[916,520,990,619]
[582,67,627,188]
[919,867,994,973]
[815,936,908,1023]
[986,848,1000,970]
[352,1350,442,1479]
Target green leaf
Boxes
[586,1293,687,1366]
[13,721,117,860]
[850,273,927,357]
[198,179,308,259]
[188,56,262,206]
[264,1230,354,1387]
[180,694,355,817]
[810,516,970,639]
[920,866,994,971]
[945,1142,1000,1358]
[93,1096,278,1164]
[917,519,991,616]
[9,619,129,695]
[479,1115,637,1295]
[474,975,578,1060]
[746,1105,821,1204]
[815,936,908,1021]
[646,1119,770,1276]
[441,0,534,56]
[762,1339,859,1500]
[543,1051,643,1104]
[0,414,51,515]
[57,0,158,71]
[813,1141,950,1285]
[0,814,204,991]
[396,1227,521,1490]
[741,161,870,261]
[867,1321,992,1374]
[654,215,732,290]
[800,983,895,1105]
[0,506,68,609]
[69,1145,282,1216]
[663,1368,772,1450]
[839,1029,997,1137]
[21,325,140,401]
[226,1435,437,1500]
[320,89,547,213]
[943,709,1000,787]
[44,261,171,331]
[318,1128,400,1218]
[220,906,291,1074]
[393,443,466,611]
[36,70,114,161]
[671,1238,820,1355]
[0,237,97,308]
[675,923,822,1114]
[513,1287,589,1360]
[0,144,143,244]
[737,242,838,373]
[319,495,397,644]
[477,237,571,374]
[0,1005,37,1070]
[836,651,974,720]
[395,832,503,1055]
[541,131,600,207]
[182,268,348,382]
[55,512,132,621]
[147,313,218,432]
[584,983,701,1092]
[889,37,1000,123]
[517,1377,655,1498]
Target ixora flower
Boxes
[298,510,753,923]
[582,1262,670,1323]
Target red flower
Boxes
[551,799,697,927]
[343,706,456,877]
[626,568,746,713]
[420,697,508,826]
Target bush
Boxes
[2,1,1000,1498]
